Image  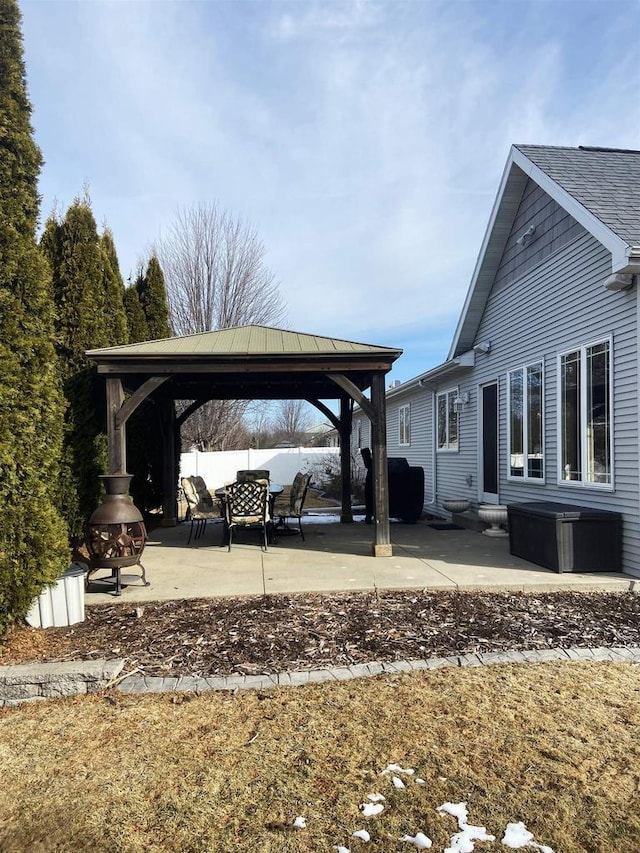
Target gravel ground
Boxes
[2,589,640,677]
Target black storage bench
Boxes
[507,501,622,573]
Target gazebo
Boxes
[87,325,402,556]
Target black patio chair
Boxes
[236,469,270,483]
[224,479,271,551]
[181,476,221,544]
[276,472,312,540]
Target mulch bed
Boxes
[2,590,640,678]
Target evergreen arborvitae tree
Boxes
[123,283,148,343]
[41,199,112,541]
[100,229,128,346]
[48,198,109,368]
[0,0,68,631]
[127,257,171,513]
[137,254,171,339]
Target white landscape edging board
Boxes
[25,563,86,629]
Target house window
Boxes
[356,420,362,449]
[508,362,544,480]
[399,404,411,446]
[437,390,459,451]
[559,338,612,486]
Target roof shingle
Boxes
[515,144,640,246]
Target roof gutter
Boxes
[617,245,640,275]
[416,350,475,390]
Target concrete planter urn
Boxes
[478,504,508,537]
[442,499,470,514]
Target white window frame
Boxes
[436,388,459,452]
[507,360,545,483]
[398,404,411,446]
[557,336,614,490]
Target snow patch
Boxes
[400,831,433,848]
[366,793,386,802]
[502,821,554,852]
[438,802,469,825]
[352,829,371,841]
[437,801,495,852]
[292,816,306,829]
[359,802,384,817]
[382,763,415,776]
[392,775,406,789]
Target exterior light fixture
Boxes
[452,391,469,414]
[604,272,635,291]
[516,225,537,247]
[473,341,491,354]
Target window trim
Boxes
[556,335,614,490]
[436,387,460,453]
[506,360,545,483]
[398,403,411,447]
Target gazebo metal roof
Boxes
[87,325,402,402]
[88,325,401,359]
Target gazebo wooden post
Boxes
[339,395,353,523]
[106,377,126,474]
[370,372,392,557]
[160,398,177,527]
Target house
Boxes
[356,144,640,577]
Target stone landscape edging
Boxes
[0,658,124,707]
[2,647,640,706]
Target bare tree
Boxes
[157,203,287,450]
[158,203,286,335]
[244,400,274,449]
[179,400,250,452]
[271,399,313,446]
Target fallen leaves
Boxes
[2,589,640,678]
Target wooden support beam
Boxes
[176,399,207,430]
[306,398,340,431]
[339,396,353,523]
[106,377,126,474]
[329,374,375,422]
[115,377,168,428]
[370,372,392,557]
[160,399,177,527]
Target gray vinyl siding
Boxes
[351,415,371,455]
[386,386,432,510]
[493,180,588,293]
[433,380,478,510]
[458,231,640,575]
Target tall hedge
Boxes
[137,254,171,339]
[0,0,68,631]
[42,200,128,541]
[100,229,128,347]
[127,256,172,513]
[123,282,148,343]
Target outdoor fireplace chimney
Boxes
[85,474,148,596]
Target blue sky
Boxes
[20,0,640,385]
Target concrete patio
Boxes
[85,514,635,604]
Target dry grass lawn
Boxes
[1,662,639,852]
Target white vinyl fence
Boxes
[180,447,340,490]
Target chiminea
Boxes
[85,474,149,596]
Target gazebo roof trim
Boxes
[87,324,402,359]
